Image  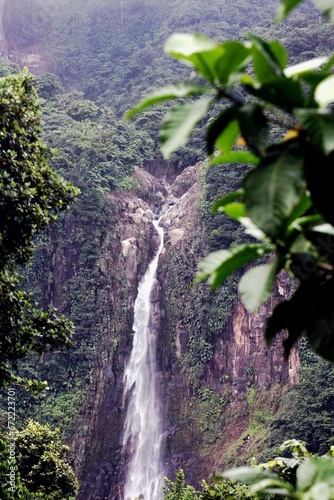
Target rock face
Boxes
[52,161,298,498]
[71,188,161,500]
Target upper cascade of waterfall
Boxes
[122,214,166,500]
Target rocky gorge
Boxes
[47,162,299,499]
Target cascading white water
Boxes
[122,217,165,500]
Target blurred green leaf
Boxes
[276,0,304,21]
[315,74,334,108]
[216,120,240,155]
[223,202,247,219]
[239,259,280,312]
[215,41,252,84]
[247,77,305,110]
[295,108,334,155]
[244,141,306,237]
[212,189,244,213]
[206,105,240,155]
[250,35,286,82]
[125,83,210,118]
[160,96,213,158]
[297,457,334,492]
[223,466,279,484]
[196,243,268,289]
[312,0,334,23]
[284,56,328,77]
[209,151,260,165]
[164,33,224,82]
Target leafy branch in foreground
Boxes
[127,0,334,361]
[223,439,334,499]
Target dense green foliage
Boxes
[14,420,78,498]
[0,419,78,499]
[0,71,79,388]
[0,436,34,499]
[40,90,154,193]
[163,469,199,499]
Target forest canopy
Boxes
[0,71,79,388]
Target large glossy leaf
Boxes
[315,74,334,108]
[212,189,244,213]
[209,151,260,166]
[215,41,251,85]
[294,108,334,155]
[300,72,332,88]
[310,223,334,235]
[238,104,269,154]
[206,106,240,155]
[246,77,305,111]
[312,0,334,23]
[223,467,295,496]
[250,478,297,497]
[239,259,280,312]
[165,35,251,84]
[250,35,285,82]
[306,482,334,500]
[284,56,328,77]
[164,33,224,82]
[125,83,210,118]
[238,217,268,240]
[223,202,246,219]
[297,457,334,492]
[267,41,288,69]
[160,97,213,158]
[276,0,304,21]
[244,141,306,238]
[196,243,267,289]
[165,33,217,59]
[216,121,240,155]
[284,194,313,235]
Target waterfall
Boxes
[122,217,165,500]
